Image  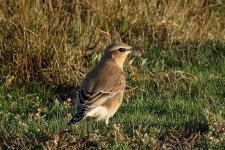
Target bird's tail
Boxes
[68,109,86,125]
[68,102,87,125]
[68,115,84,125]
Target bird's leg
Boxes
[105,118,108,126]
[105,118,110,130]
[86,119,89,136]
[86,118,91,137]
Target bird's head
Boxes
[102,42,138,68]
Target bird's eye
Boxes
[118,48,126,53]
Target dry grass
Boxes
[1,0,224,85]
[0,0,225,149]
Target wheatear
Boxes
[68,42,137,125]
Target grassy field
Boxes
[0,0,225,149]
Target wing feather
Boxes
[68,62,125,125]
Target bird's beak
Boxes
[128,47,139,52]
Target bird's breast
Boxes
[86,91,124,121]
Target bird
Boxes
[68,42,137,126]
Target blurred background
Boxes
[0,0,224,149]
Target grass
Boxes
[0,0,225,149]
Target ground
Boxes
[0,0,225,149]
